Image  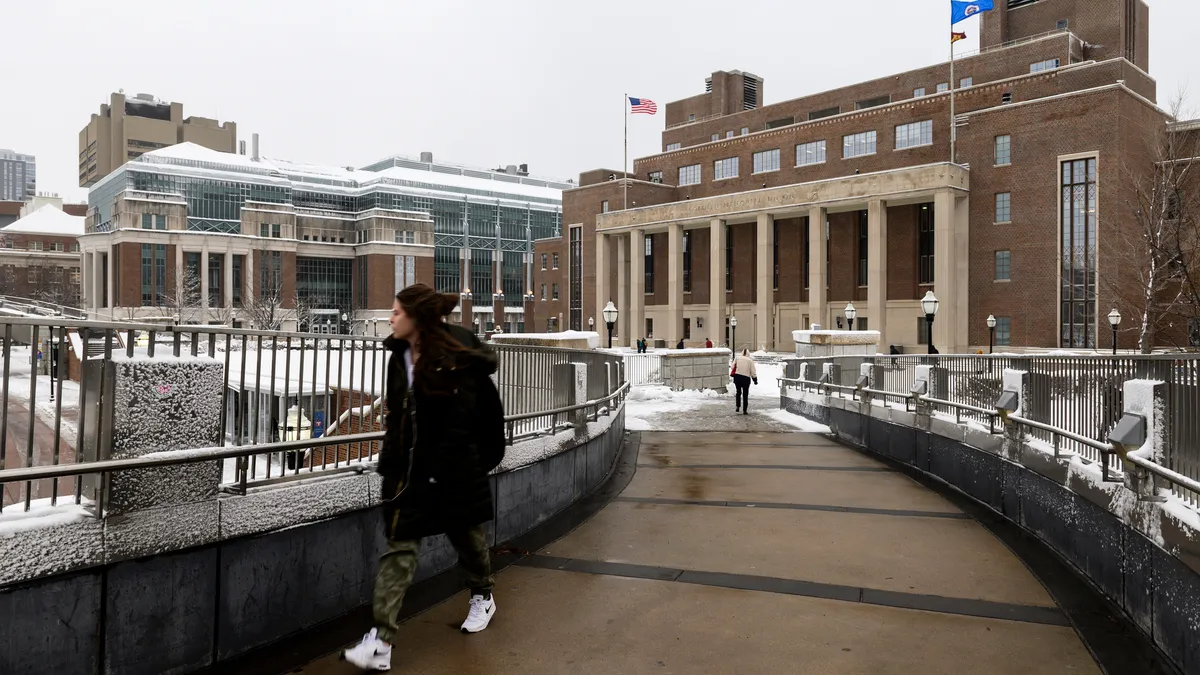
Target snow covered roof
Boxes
[2,205,85,236]
[129,143,565,205]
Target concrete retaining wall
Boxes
[0,409,626,675]
[660,350,731,391]
[781,392,1200,675]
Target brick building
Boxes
[534,0,1184,353]
[81,143,565,331]
[0,204,84,307]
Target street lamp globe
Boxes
[588,316,595,328]
[1108,308,1122,327]
[341,313,348,322]
[986,315,997,329]
[844,303,856,321]
[921,291,939,317]
[730,316,738,328]
[602,301,618,325]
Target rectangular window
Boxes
[752,149,780,174]
[995,192,1011,222]
[541,253,547,270]
[678,164,701,186]
[808,107,839,121]
[996,317,1012,346]
[994,135,1011,165]
[843,131,877,158]
[272,223,281,238]
[684,318,691,340]
[713,157,739,180]
[796,140,827,166]
[1061,157,1098,347]
[995,250,1012,280]
[208,254,223,307]
[855,95,890,110]
[857,211,868,286]
[645,318,654,338]
[142,213,152,229]
[726,131,734,139]
[895,120,933,150]
[725,224,733,292]
[740,127,749,135]
[28,241,42,251]
[570,226,582,330]
[682,231,691,293]
[1056,19,1069,30]
[918,203,934,285]
[936,82,949,93]
[711,134,719,142]
[540,283,546,300]
[552,253,559,269]
[1030,59,1060,73]
[232,255,243,308]
[960,77,973,88]
[49,242,64,252]
[770,221,779,290]
[767,116,795,128]
[552,283,559,300]
[70,270,81,285]
[644,235,654,294]
[648,170,663,183]
[665,143,681,151]
[69,243,80,253]
[913,87,926,97]
[601,200,609,213]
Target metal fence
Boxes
[0,317,626,514]
[622,352,664,385]
[783,353,1200,508]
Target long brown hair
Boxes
[396,284,464,385]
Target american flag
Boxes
[628,97,657,115]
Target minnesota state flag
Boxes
[951,0,994,25]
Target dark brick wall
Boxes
[981,0,1149,72]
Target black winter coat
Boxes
[378,324,503,540]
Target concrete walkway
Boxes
[295,427,1102,674]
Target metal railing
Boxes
[621,352,664,385]
[0,317,626,514]
[781,353,1200,508]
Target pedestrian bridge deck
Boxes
[285,427,1103,674]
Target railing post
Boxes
[1000,369,1028,462]
[554,362,588,433]
[1119,379,1168,503]
[822,363,841,398]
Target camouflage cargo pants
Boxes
[372,525,494,643]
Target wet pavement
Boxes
[293,424,1101,674]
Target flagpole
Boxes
[623,93,629,210]
[949,9,956,164]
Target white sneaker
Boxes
[460,594,496,633]
[342,628,392,671]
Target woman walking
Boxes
[731,348,758,415]
[344,284,506,672]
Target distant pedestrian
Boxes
[343,284,506,672]
[676,339,685,349]
[731,348,758,415]
[705,338,713,348]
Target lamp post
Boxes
[372,318,379,337]
[341,312,349,335]
[49,329,59,403]
[986,314,997,374]
[1108,308,1121,356]
[602,301,618,349]
[730,315,738,352]
[844,303,857,331]
[588,316,595,331]
[921,291,939,355]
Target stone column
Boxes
[92,251,103,311]
[933,190,969,353]
[807,206,827,329]
[709,218,726,348]
[200,248,210,310]
[630,228,645,345]
[104,245,114,311]
[223,251,234,309]
[175,244,184,303]
[81,249,91,311]
[756,213,774,351]
[596,232,610,326]
[867,199,888,344]
[616,233,629,346]
[245,249,255,303]
[667,223,684,345]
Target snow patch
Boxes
[0,498,92,539]
[761,408,832,434]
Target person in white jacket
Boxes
[731,349,758,414]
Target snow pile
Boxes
[761,408,832,433]
[0,499,92,539]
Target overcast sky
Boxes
[3,0,1197,202]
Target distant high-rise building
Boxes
[0,149,36,201]
[78,92,237,187]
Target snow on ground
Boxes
[3,346,81,443]
[0,497,92,538]
[624,357,828,433]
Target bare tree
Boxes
[30,264,79,309]
[244,276,293,331]
[158,268,203,325]
[1109,96,1200,352]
